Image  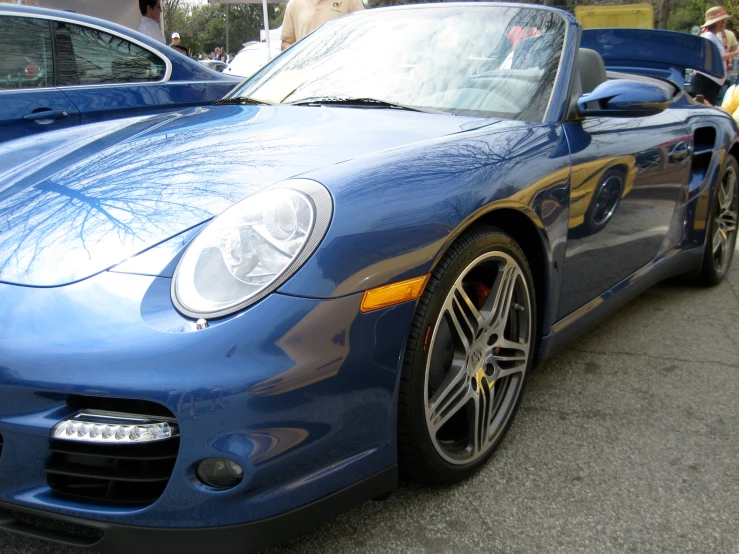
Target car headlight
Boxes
[172,179,332,319]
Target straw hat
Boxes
[701,6,731,28]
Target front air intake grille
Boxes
[46,437,179,504]
[0,507,104,546]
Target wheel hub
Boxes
[423,251,532,465]
[468,346,485,370]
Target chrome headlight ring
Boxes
[171,179,332,319]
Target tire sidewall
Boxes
[402,228,537,482]
[701,154,739,284]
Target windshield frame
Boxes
[225,3,573,124]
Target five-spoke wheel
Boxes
[399,227,535,484]
[711,161,738,275]
[697,154,739,285]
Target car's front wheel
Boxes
[398,226,536,484]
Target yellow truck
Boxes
[575,3,654,29]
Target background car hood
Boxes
[0,104,491,287]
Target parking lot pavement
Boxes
[2,261,739,554]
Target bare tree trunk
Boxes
[163,0,181,37]
[658,0,670,29]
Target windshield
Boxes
[231,6,566,121]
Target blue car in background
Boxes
[0,3,737,553]
[0,4,240,143]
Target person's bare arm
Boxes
[281,2,296,52]
[348,0,364,12]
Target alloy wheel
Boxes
[423,251,532,465]
[712,164,738,274]
[592,175,623,226]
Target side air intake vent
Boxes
[0,433,4,460]
[46,437,179,504]
[0,506,104,546]
[46,402,180,505]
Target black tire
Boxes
[695,154,739,286]
[583,168,625,235]
[398,226,537,485]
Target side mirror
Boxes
[577,79,671,117]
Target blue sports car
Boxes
[0,4,737,552]
[0,4,240,144]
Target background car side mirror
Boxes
[577,79,671,117]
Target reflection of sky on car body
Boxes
[0,103,487,287]
[236,6,565,120]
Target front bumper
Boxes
[0,466,397,553]
[0,271,414,541]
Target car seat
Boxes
[570,48,607,114]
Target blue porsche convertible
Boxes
[0,4,240,144]
[0,3,737,552]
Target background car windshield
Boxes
[236,6,566,120]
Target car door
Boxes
[52,21,234,125]
[0,15,80,144]
[557,112,691,318]
[52,20,173,125]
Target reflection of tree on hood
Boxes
[0,112,301,284]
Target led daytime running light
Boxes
[51,410,179,444]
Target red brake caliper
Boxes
[472,282,500,355]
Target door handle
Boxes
[23,109,69,124]
[671,149,690,162]
[670,142,691,163]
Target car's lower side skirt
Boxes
[0,464,398,553]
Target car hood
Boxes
[0,104,492,287]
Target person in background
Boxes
[281,0,364,50]
[719,23,738,65]
[717,22,738,102]
[212,47,220,61]
[137,0,165,44]
[169,32,189,56]
[219,48,228,62]
[721,81,739,120]
[500,26,541,69]
[691,7,739,105]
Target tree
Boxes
[163,0,182,38]
[160,2,284,58]
[667,0,706,32]
[658,0,669,29]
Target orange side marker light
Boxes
[360,275,430,313]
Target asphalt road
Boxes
[3,259,739,554]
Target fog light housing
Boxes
[196,458,244,489]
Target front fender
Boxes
[279,123,572,299]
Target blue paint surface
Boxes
[0,2,737,536]
[0,4,239,144]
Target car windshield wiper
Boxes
[214,97,272,106]
[287,96,449,114]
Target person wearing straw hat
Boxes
[691,7,739,104]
